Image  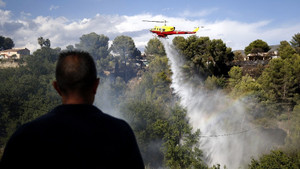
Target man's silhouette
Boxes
[0,51,144,168]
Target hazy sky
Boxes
[1,0,300,52]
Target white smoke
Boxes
[162,39,285,168]
[94,79,123,119]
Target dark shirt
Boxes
[0,104,144,169]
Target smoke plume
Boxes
[94,78,123,119]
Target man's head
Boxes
[53,51,99,104]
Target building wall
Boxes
[0,48,30,59]
[17,49,30,58]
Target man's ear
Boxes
[52,81,62,96]
[92,78,100,94]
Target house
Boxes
[246,45,280,61]
[268,45,280,59]
[246,52,270,61]
[0,48,30,59]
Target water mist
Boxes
[162,39,286,168]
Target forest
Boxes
[0,32,300,168]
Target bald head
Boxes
[55,51,98,99]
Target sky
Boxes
[1,0,300,52]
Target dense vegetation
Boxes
[0,32,300,168]
[0,36,14,51]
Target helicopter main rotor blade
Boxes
[142,20,167,23]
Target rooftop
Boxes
[0,48,29,52]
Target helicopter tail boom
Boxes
[193,27,200,32]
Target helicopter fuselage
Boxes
[150,26,199,38]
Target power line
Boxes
[199,126,261,138]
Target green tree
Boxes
[37,37,51,48]
[258,54,300,115]
[0,47,60,150]
[122,101,206,169]
[65,45,75,51]
[163,105,207,169]
[231,74,261,97]
[75,32,109,60]
[228,66,265,119]
[144,38,166,60]
[278,41,296,60]
[172,35,233,78]
[172,36,187,53]
[32,46,60,64]
[233,51,245,62]
[244,39,270,55]
[110,35,141,82]
[285,104,300,151]
[127,54,172,104]
[210,39,234,76]
[37,37,44,47]
[290,33,300,54]
[248,150,297,169]
[122,100,167,168]
[228,66,243,89]
[44,38,51,48]
[119,48,171,167]
[204,75,226,90]
[75,32,111,76]
[0,36,14,50]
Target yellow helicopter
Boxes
[143,20,200,38]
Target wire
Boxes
[199,126,261,138]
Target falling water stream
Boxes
[161,39,286,168]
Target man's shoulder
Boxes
[45,104,131,131]
[11,104,133,138]
[94,108,132,132]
